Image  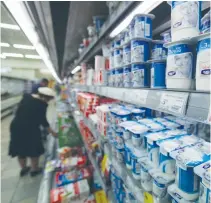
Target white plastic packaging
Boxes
[171,1,201,41]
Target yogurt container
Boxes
[170,1,201,41]
[201,10,210,34]
[131,148,147,180]
[119,120,137,140]
[131,38,150,63]
[129,18,135,39]
[115,68,123,87]
[124,140,134,170]
[151,40,167,60]
[196,34,211,91]
[114,38,121,49]
[131,63,149,87]
[150,170,175,198]
[131,108,145,121]
[194,160,211,203]
[160,29,171,43]
[123,65,131,88]
[114,48,123,68]
[170,142,211,200]
[124,28,130,44]
[128,124,149,148]
[109,51,114,69]
[116,147,125,163]
[150,60,166,88]
[123,42,131,65]
[116,130,124,149]
[166,42,194,89]
[133,14,155,39]
[115,109,132,131]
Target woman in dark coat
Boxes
[9,87,57,177]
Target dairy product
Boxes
[131,108,145,121]
[114,48,122,68]
[160,29,171,43]
[123,65,131,88]
[131,38,150,63]
[201,10,210,34]
[115,68,123,87]
[171,1,201,41]
[133,14,155,39]
[123,43,131,65]
[166,42,193,89]
[131,63,149,87]
[124,140,134,169]
[150,61,166,88]
[151,40,167,60]
[196,34,211,91]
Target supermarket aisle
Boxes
[1,102,55,203]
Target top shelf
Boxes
[72,85,210,125]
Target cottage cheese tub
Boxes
[196,34,211,91]
[171,1,201,41]
[133,14,155,39]
[170,142,211,200]
[119,121,137,140]
[131,108,145,121]
[131,38,150,63]
[115,68,123,87]
[113,48,123,68]
[123,65,131,87]
[149,60,166,88]
[160,29,171,43]
[165,41,194,89]
[131,62,149,87]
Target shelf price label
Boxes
[133,89,149,105]
[158,92,189,115]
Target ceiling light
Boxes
[13,44,35,50]
[0,54,6,59]
[2,53,24,58]
[4,1,61,83]
[25,55,41,59]
[71,66,81,74]
[109,1,163,38]
[0,23,20,30]
[0,43,10,47]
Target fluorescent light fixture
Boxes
[2,53,24,58]
[71,66,81,74]
[13,44,35,50]
[25,54,41,59]
[110,1,163,38]
[0,54,6,59]
[0,23,20,30]
[4,1,62,83]
[0,43,10,47]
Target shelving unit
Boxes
[72,85,210,125]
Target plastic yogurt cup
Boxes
[123,42,131,65]
[131,62,149,87]
[131,38,150,63]
[201,10,210,34]
[133,14,155,39]
[151,40,167,60]
[124,140,134,170]
[115,68,123,87]
[113,48,123,68]
[131,108,145,121]
[123,65,131,88]
[160,29,171,43]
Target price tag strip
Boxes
[158,92,189,116]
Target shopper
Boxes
[31,78,49,94]
[9,87,57,177]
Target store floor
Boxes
[1,102,55,203]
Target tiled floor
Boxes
[1,102,55,203]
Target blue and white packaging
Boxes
[160,29,171,43]
[147,130,187,168]
[115,68,123,87]
[119,120,137,140]
[131,148,147,180]
[131,108,145,121]
[131,63,149,87]
[157,135,201,174]
[124,140,134,170]
[139,157,153,191]
[128,123,149,148]
[150,170,175,198]
[171,1,201,41]
[114,48,123,68]
[151,40,167,60]
[116,147,125,163]
[115,109,132,131]
[201,10,210,34]
[158,120,181,130]
[150,61,166,88]
[196,34,210,91]
[129,18,135,39]
[131,38,150,63]
[194,160,211,203]
[123,43,131,65]
[170,142,211,200]
[116,130,124,149]
[133,14,155,39]
[123,65,131,87]
[166,43,193,89]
